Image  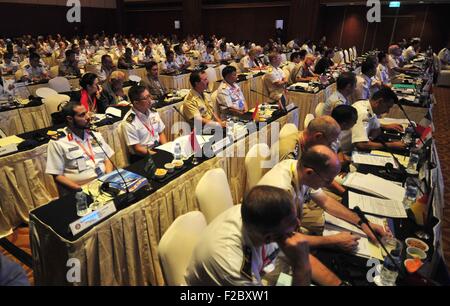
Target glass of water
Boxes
[403,181,419,210]
[406,153,420,175]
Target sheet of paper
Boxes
[348,191,407,218]
[352,152,397,168]
[0,135,25,147]
[370,150,410,168]
[156,135,213,157]
[343,172,406,202]
[324,212,387,237]
[323,228,384,260]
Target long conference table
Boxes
[28,108,300,286]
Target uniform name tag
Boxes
[77,158,87,171]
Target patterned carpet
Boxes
[432,86,450,271]
[1,87,449,285]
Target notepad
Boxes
[323,228,384,260]
[348,191,407,218]
[324,212,387,237]
[0,135,25,147]
[343,172,406,203]
[370,151,410,168]
[352,152,397,169]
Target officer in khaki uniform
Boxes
[270,117,342,232]
[46,101,114,192]
[258,145,389,251]
[182,70,225,127]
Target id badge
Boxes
[95,166,104,178]
[77,158,87,171]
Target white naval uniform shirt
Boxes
[161,60,180,72]
[352,73,372,102]
[216,81,246,111]
[403,46,416,62]
[45,128,114,184]
[318,90,348,117]
[215,50,231,62]
[340,100,380,153]
[376,64,390,85]
[185,205,282,286]
[122,108,165,154]
[175,54,190,67]
[265,66,286,101]
[239,55,257,72]
[23,65,47,80]
[201,51,215,64]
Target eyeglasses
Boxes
[304,164,334,185]
[139,95,153,101]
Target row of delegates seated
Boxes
[45,101,114,193]
[182,70,226,128]
[185,147,389,286]
[200,44,216,65]
[140,61,168,100]
[216,65,248,117]
[122,85,167,164]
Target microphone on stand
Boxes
[250,88,287,113]
[394,101,426,148]
[88,128,136,208]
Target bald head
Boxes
[297,145,341,189]
[304,116,341,148]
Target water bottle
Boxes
[403,177,419,210]
[380,250,400,286]
[174,142,182,160]
[402,126,414,145]
[75,191,89,217]
[406,152,420,175]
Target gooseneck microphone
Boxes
[88,129,136,207]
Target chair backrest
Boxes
[48,77,71,93]
[43,94,70,116]
[261,74,271,98]
[349,48,354,61]
[315,102,325,117]
[14,69,24,81]
[0,128,7,138]
[195,168,234,224]
[217,64,227,80]
[158,211,207,286]
[245,143,271,194]
[49,66,59,78]
[304,113,315,128]
[352,46,357,59]
[344,50,350,64]
[229,61,241,74]
[204,67,217,92]
[280,53,288,64]
[279,123,299,139]
[283,66,291,85]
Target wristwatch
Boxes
[357,219,364,227]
